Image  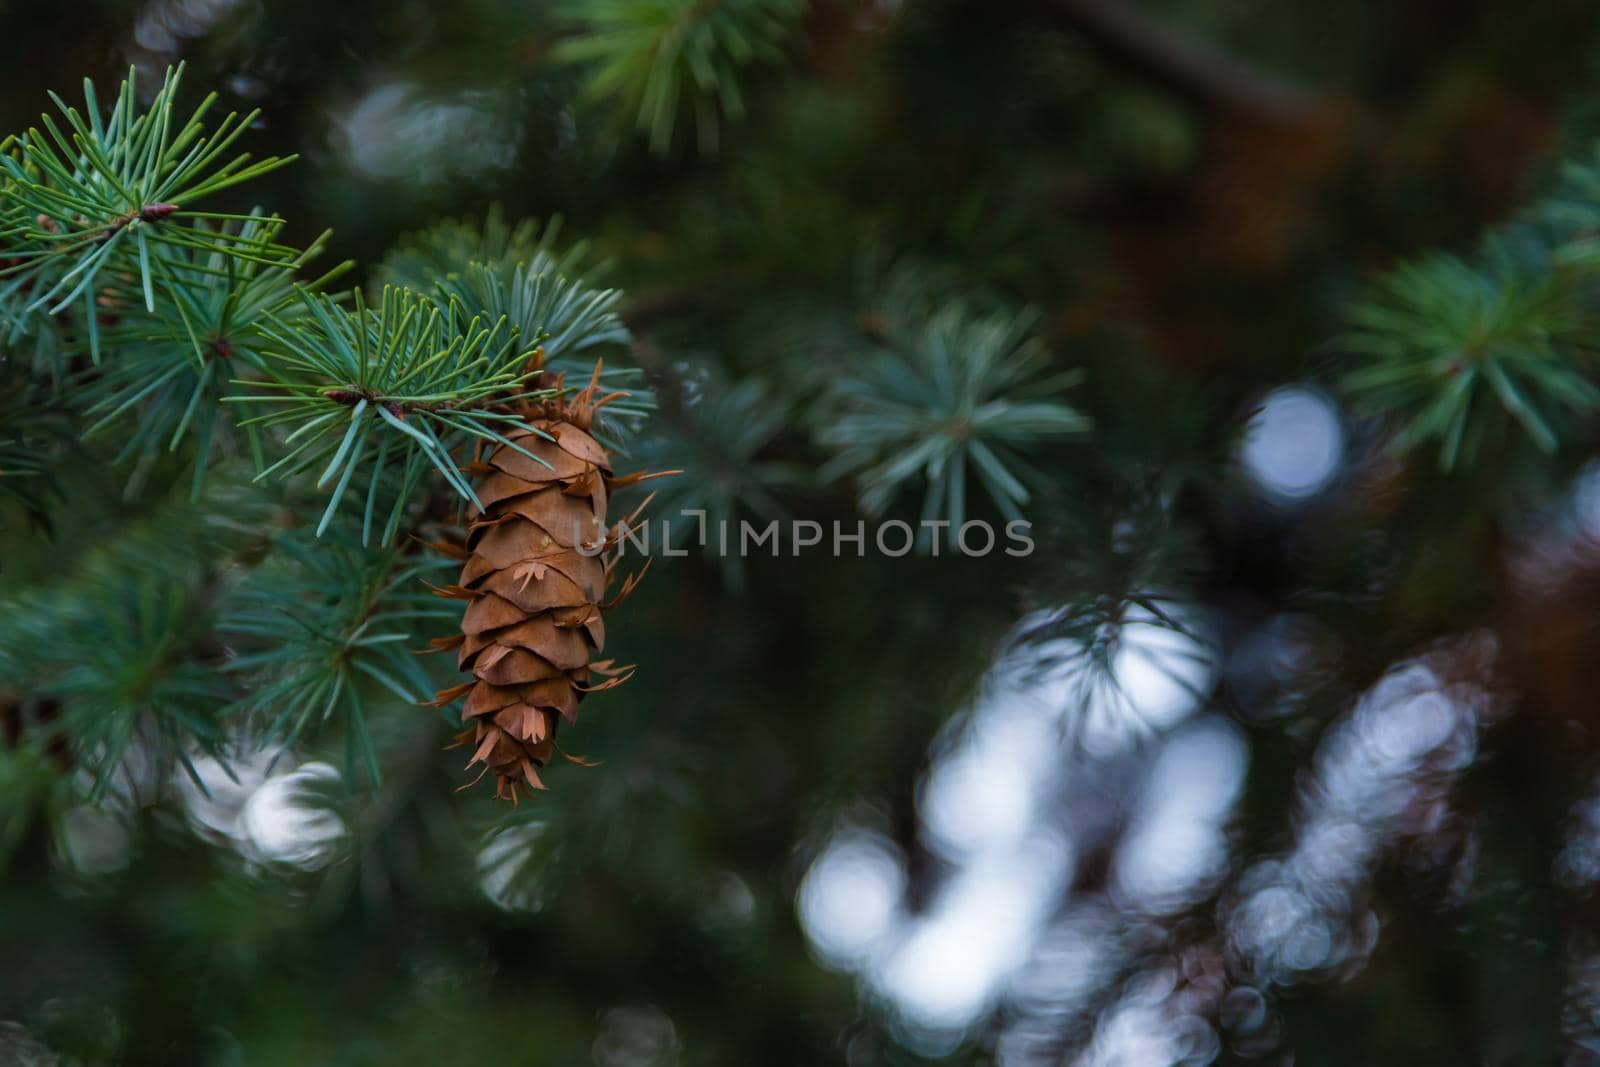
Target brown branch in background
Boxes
[620,266,755,332]
[1038,0,1320,123]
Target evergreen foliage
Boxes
[8,3,1600,1064]
[219,529,455,785]
[236,285,549,537]
[816,304,1089,529]
[1340,169,1600,468]
[79,215,340,494]
[555,0,808,153]
[0,64,294,359]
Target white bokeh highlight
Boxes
[797,601,1228,1050]
[1240,387,1344,503]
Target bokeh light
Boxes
[1240,386,1344,503]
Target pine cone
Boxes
[429,366,648,802]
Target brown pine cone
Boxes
[429,365,649,802]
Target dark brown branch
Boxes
[1037,0,1320,123]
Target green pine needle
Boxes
[555,0,807,154]
[0,63,297,327]
[219,529,457,787]
[816,304,1090,535]
[77,214,343,496]
[231,285,552,538]
[1340,245,1600,469]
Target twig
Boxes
[1039,0,1319,123]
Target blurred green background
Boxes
[8,0,1600,1064]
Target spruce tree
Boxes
[5,1,1600,1064]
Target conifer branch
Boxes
[816,304,1090,533]
[80,214,345,496]
[554,0,807,154]
[233,286,555,539]
[220,529,457,787]
[0,64,296,351]
[1340,150,1600,468]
